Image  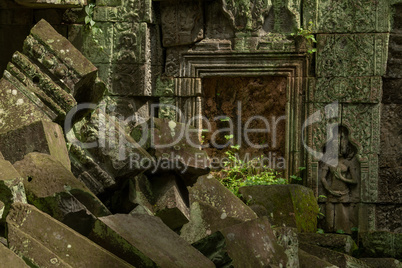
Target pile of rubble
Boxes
[0,20,400,268]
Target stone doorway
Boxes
[202,76,287,172]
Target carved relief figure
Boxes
[319,126,359,234]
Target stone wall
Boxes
[0,0,400,233]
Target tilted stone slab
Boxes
[69,108,153,194]
[180,175,257,243]
[0,78,51,134]
[89,214,215,268]
[14,0,86,8]
[0,243,29,268]
[0,120,70,170]
[219,217,288,268]
[273,227,300,268]
[299,242,371,268]
[0,160,27,222]
[298,249,338,268]
[298,233,358,256]
[13,153,110,235]
[24,19,98,101]
[6,203,132,268]
[239,184,319,233]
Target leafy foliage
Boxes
[213,146,287,197]
[291,21,317,54]
[84,3,104,50]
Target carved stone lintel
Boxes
[155,77,202,97]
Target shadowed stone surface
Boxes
[299,243,371,268]
[239,184,319,232]
[359,231,402,259]
[152,175,190,230]
[298,233,358,256]
[89,214,215,268]
[13,153,110,235]
[6,203,132,268]
[0,243,29,268]
[180,175,257,244]
[0,120,70,170]
[360,258,402,268]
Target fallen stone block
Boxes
[219,217,288,267]
[0,77,51,134]
[273,227,299,268]
[0,160,27,223]
[131,117,210,184]
[0,120,70,170]
[299,242,371,268]
[88,214,215,267]
[359,231,402,259]
[13,153,110,235]
[298,233,358,256]
[180,175,257,243]
[298,249,338,268]
[360,258,402,268]
[0,243,29,268]
[24,19,98,103]
[7,203,132,268]
[239,184,319,232]
[151,174,190,230]
[68,109,153,194]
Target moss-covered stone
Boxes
[14,0,85,8]
[0,78,51,134]
[0,160,27,223]
[239,184,319,233]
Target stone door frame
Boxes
[173,50,309,178]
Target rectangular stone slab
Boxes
[94,214,215,268]
[6,203,132,268]
[25,19,97,100]
[0,120,70,170]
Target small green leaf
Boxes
[85,16,91,25]
[220,117,230,122]
[90,20,96,27]
[316,228,324,234]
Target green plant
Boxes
[316,228,325,234]
[290,166,306,182]
[84,3,104,50]
[213,135,286,197]
[291,21,317,54]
